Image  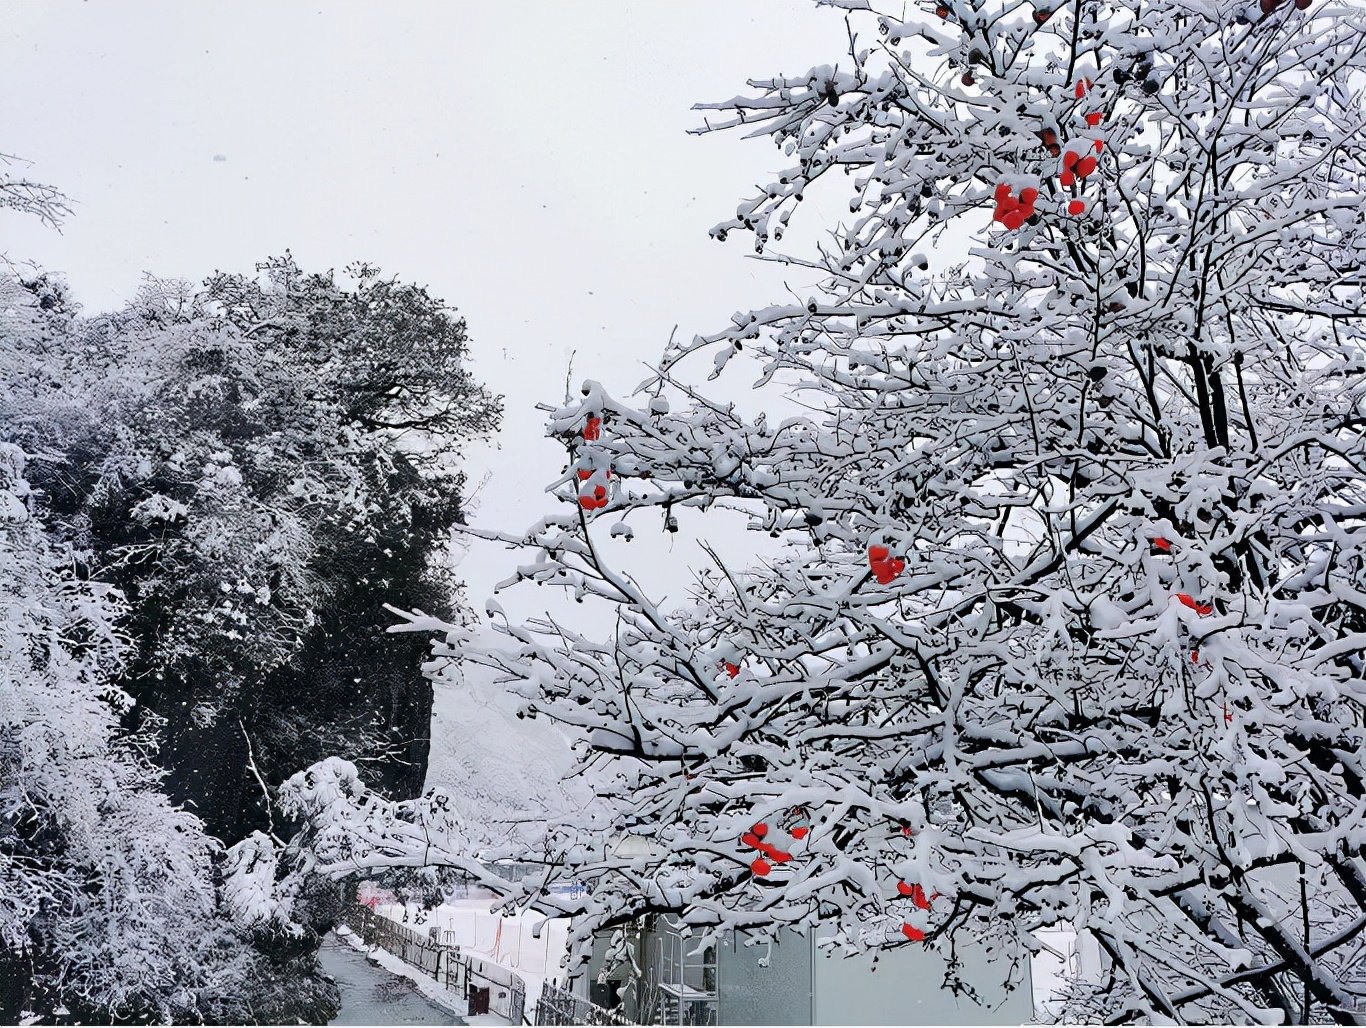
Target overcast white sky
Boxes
[1,1,854,623]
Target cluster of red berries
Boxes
[898,880,933,910]
[1058,150,1098,188]
[1059,78,1106,216]
[897,879,936,942]
[992,184,1039,230]
[719,660,740,678]
[868,545,906,584]
[995,79,1108,229]
[577,467,611,509]
[576,415,611,509]
[741,823,794,877]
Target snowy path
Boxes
[318,932,464,1026]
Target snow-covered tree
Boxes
[2,256,501,842]
[0,151,71,229]
[288,1,1366,1021]
[0,432,232,1022]
[2,273,363,1024]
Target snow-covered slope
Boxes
[424,644,578,845]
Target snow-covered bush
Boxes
[0,441,226,1021]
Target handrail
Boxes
[534,981,635,1026]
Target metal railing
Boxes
[535,982,634,1026]
[340,904,466,996]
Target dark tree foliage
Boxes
[4,256,500,843]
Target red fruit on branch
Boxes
[1086,112,1104,127]
[901,924,925,942]
[741,832,761,848]
[1177,593,1214,616]
[752,823,768,837]
[584,416,602,441]
[723,661,740,678]
[1062,150,1080,170]
[898,882,932,909]
[577,469,592,481]
[1068,200,1086,215]
[935,3,950,17]
[1033,7,1052,23]
[1152,537,1172,552]
[1019,187,1039,205]
[791,826,809,840]
[871,548,906,584]
[752,858,772,876]
[1059,170,1076,187]
[1074,77,1093,98]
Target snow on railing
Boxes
[340,904,466,996]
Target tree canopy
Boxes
[3,255,499,841]
[1,249,499,1020]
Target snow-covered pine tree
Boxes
[298,0,1366,1021]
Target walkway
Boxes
[318,931,465,1026]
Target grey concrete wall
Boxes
[811,931,1032,1026]
[718,929,813,1025]
[715,925,1031,1025]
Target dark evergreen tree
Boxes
[4,256,500,843]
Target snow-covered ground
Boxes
[424,642,579,847]
[320,930,464,1025]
